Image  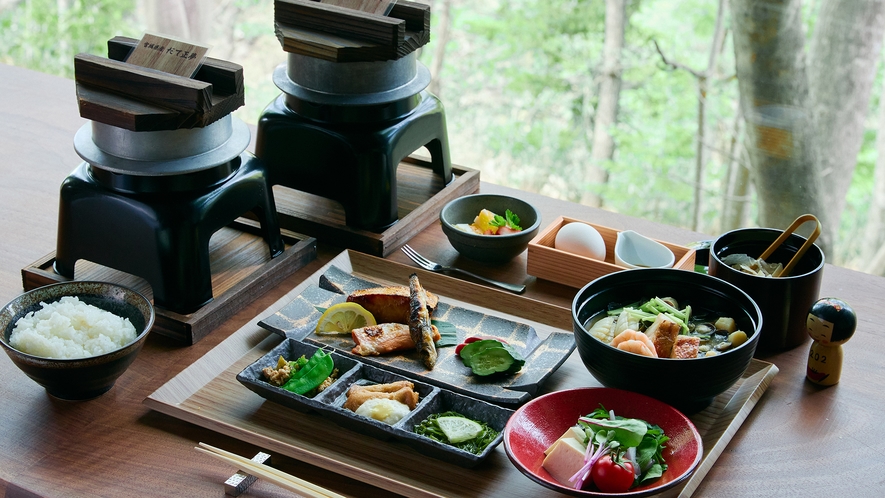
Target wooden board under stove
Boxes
[272,158,479,257]
[21,221,317,345]
[145,250,779,498]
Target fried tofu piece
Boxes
[671,335,700,359]
[347,286,438,324]
[645,313,681,358]
[344,381,419,412]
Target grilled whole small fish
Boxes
[347,286,438,324]
[408,274,438,369]
[351,323,441,357]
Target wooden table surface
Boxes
[1,63,883,497]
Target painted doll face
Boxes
[807,313,835,345]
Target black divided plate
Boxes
[258,265,576,406]
[236,339,513,467]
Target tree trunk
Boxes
[582,0,627,208]
[807,0,885,261]
[691,0,727,232]
[139,0,213,43]
[729,0,832,253]
[861,72,885,274]
[720,106,750,232]
[428,0,453,98]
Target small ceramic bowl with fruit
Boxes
[440,194,541,264]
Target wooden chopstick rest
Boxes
[224,451,271,496]
[196,443,345,498]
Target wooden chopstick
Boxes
[757,214,822,277]
[195,442,345,498]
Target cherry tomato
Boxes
[590,455,635,493]
[455,336,507,356]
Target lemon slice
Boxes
[315,303,376,335]
[437,416,483,443]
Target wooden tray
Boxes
[271,157,479,257]
[21,220,317,345]
[527,216,696,289]
[144,250,777,497]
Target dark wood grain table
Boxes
[1,63,882,497]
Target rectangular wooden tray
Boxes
[21,220,317,345]
[144,250,777,497]
[527,216,696,289]
[271,157,479,257]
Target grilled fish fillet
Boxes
[645,313,681,358]
[347,286,438,324]
[671,335,700,359]
[344,381,419,412]
[351,323,441,356]
[408,274,438,369]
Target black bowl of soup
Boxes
[572,268,761,412]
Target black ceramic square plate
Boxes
[236,338,513,467]
[258,265,576,406]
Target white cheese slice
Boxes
[542,437,588,487]
[544,425,586,455]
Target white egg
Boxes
[554,222,606,261]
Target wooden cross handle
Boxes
[73,37,245,131]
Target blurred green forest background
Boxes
[2,0,883,274]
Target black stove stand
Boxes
[255,51,453,232]
[256,90,451,231]
[54,121,283,315]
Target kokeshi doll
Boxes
[806,298,856,386]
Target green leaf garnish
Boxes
[489,209,522,230]
[432,320,459,347]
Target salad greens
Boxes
[569,405,669,490]
[414,411,499,455]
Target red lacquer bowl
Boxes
[504,387,703,497]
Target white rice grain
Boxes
[9,296,137,359]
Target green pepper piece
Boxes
[282,350,334,395]
[287,352,323,382]
[468,347,515,376]
[460,339,525,376]
[459,340,505,365]
[288,355,309,373]
[500,343,526,374]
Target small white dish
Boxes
[614,230,676,269]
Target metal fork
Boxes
[401,244,526,294]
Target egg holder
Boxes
[237,338,512,468]
[527,216,696,289]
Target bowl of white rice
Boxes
[0,281,154,400]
